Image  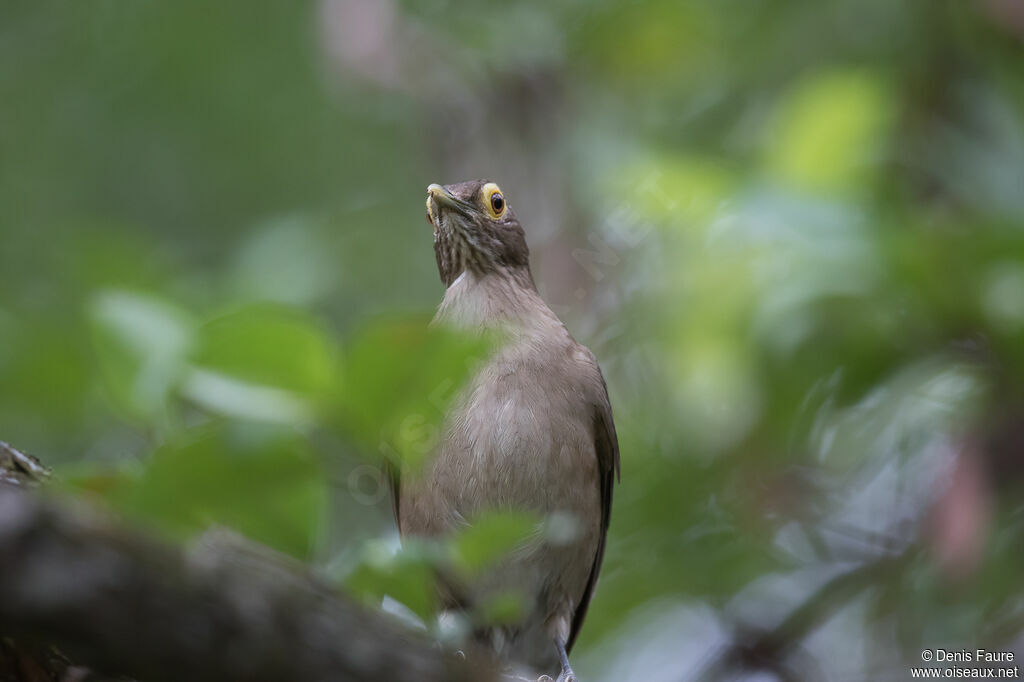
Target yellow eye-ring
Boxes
[482,183,506,219]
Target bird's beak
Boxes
[426,183,472,228]
[427,184,459,208]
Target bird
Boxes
[390,179,620,681]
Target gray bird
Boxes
[391,180,620,681]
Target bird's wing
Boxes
[567,372,620,652]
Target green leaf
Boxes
[344,538,442,623]
[179,369,316,426]
[766,69,892,194]
[88,289,196,425]
[104,424,326,558]
[617,154,735,227]
[54,461,142,501]
[450,510,540,576]
[336,317,493,470]
[477,590,527,626]
[188,305,339,410]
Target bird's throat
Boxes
[434,267,543,330]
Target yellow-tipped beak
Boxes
[427,184,461,208]
[426,183,469,228]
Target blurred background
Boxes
[2,0,1024,679]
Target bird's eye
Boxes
[482,183,507,219]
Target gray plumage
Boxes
[393,180,619,679]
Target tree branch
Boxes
[697,550,914,679]
[0,479,490,682]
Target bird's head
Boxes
[425,180,533,288]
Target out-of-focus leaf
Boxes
[345,538,441,623]
[346,510,540,623]
[663,332,761,458]
[478,590,527,625]
[617,154,735,228]
[179,369,316,425]
[104,424,326,558]
[450,510,540,576]
[56,462,141,501]
[336,318,493,470]
[88,289,196,425]
[190,305,338,398]
[766,70,892,194]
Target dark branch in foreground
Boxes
[0,482,490,682]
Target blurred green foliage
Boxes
[338,318,492,471]
[2,0,1024,678]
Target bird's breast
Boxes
[400,334,600,535]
